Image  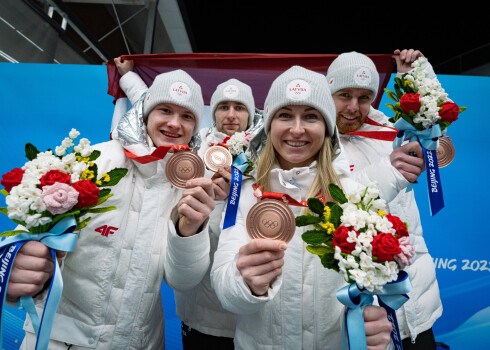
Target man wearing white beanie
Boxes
[326,49,442,350]
[114,60,262,349]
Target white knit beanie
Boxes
[263,65,337,140]
[210,79,255,127]
[143,69,204,134]
[326,52,379,101]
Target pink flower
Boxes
[394,237,415,269]
[42,182,79,215]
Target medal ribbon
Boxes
[392,119,444,216]
[252,184,326,207]
[124,144,190,164]
[344,118,398,141]
[0,216,78,350]
[223,152,250,229]
[336,271,412,350]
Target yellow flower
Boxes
[102,173,111,182]
[378,210,386,216]
[323,206,331,220]
[81,169,95,180]
[96,180,102,186]
[321,222,335,234]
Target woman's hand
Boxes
[364,305,393,350]
[236,239,287,296]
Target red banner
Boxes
[107,53,395,109]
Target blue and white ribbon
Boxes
[392,119,444,216]
[222,152,248,229]
[336,271,412,350]
[0,216,78,350]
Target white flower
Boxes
[61,137,74,149]
[69,128,80,139]
[25,213,52,229]
[55,146,66,157]
[74,138,93,157]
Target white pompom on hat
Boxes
[143,69,204,134]
[326,52,379,101]
[210,78,255,127]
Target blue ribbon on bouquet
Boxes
[222,152,249,229]
[0,216,78,350]
[336,271,412,350]
[392,119,444,216]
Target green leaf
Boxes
[330,204,343,228]
[328,184,347,204]
[25,143,40,161]
[438,121,451,131]
[394,83,402,97]
[96,193,113,206]
[0,190,8,196]
[306,244,334,257]
[0,230,29,237]
[385,103,396,113]
[302,230,329,245]
[76,216,92,230]
[98,188,111,198]
[386,90,399,102]
[100,168,128,187]
[89,150,101,161]
[321,252,339,271]
[0,207,7,216]
[51,210,80,226]
[459,106,467,113]
[86,206,117,213]
[295,215,321,227]
[91,163,98,185]
[307,197,325,216]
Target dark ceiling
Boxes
[42,0,490,75]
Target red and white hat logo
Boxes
[169,81,191,101]
[223,84,239,98]
[353,67,372,86]
[286,79,311,100]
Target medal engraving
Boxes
[436,136,455,168]
[204,145,233,172]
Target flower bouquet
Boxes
[384,57,466,215]
[297,183,413,349]
[223,131,254,176]
[0,129,127,350]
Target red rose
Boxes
[385,214,409,238]
[372,233,402,262]
[400,93,421,114]
[439,101,459,123]
[40,170,71,189]
[332,226,358,254]
[72,180,100,208]
[1,168,25,192]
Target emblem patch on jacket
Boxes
[95,225,118,237]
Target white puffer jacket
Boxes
[21,139,210,349]
[341,106,443,342]
[118,72,238,338]
[211,155,399,349]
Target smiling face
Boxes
[270,105,326,170]
[214,101,249,136]
[146,103,196,147]
[332,88,374,134]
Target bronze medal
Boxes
[165,151,205,188]
[204,145,233,172]
[246,198,296,243]
[436,136,455,168]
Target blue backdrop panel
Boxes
[0,62,488,349]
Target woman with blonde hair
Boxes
[211,66,396,350]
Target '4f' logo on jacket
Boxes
[95,225,118,237]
